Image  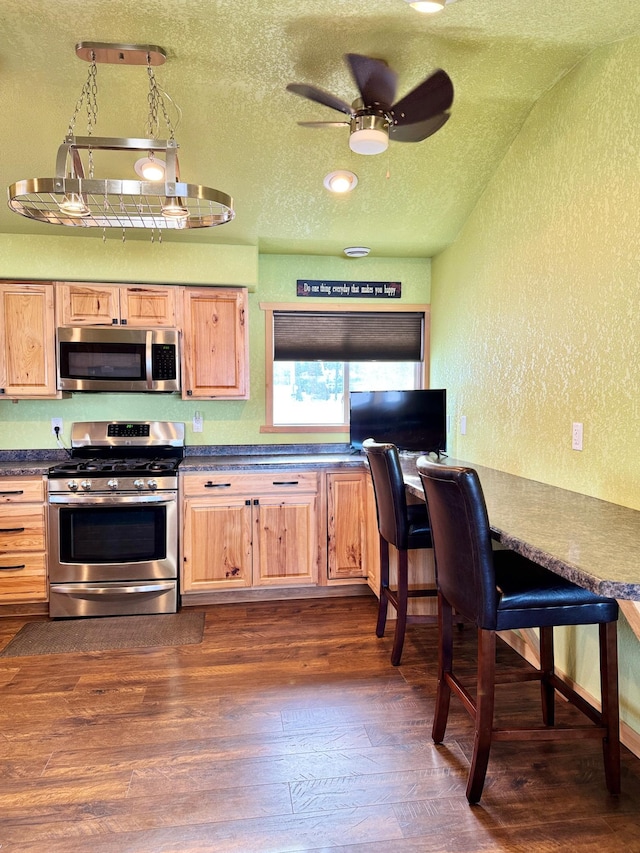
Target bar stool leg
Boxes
[432,593,453,744]
[390,549,409,666]
[600,621,621,796]
[376,537,390,639]
[539,625,555,726]
[466,628,496,804]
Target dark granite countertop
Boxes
[401,455,640,602]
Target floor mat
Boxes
[0,611,205,657]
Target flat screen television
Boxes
[349,389,447,454]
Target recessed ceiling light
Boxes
[344,247,370,258]
[404,0,446,12]
[134,156,166,182]
[324,170,358,193]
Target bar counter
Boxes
[400,454,640,602]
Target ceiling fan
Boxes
[286,53,454,155]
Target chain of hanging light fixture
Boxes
[7,42,234,240]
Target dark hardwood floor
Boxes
[1,596,640,852]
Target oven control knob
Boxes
[80,480,92,491]
[107,479,119,490]
[67,480,79,491]
[147,478,158,491]
[133,479,145,490]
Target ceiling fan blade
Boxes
[345,53,397,109]
[390,69,454,126]
[389,111,450,143]
[286,83,354,117]
[298,121,350,128]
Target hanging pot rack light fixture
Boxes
[7,42,234,235]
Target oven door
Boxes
[48,491,178,583]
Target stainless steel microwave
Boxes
[57,327,180,393]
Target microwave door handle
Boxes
[145,330,153,391]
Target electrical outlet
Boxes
[193,411,203,433]
[460,415,467,435]
[572,422,583,451]
[51,417,63,436]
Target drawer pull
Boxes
[0,490,24,496]
[204,482,232,488]
[272,480,299,486]
[0,527,26,534]
[0,564,26,571]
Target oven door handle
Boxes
[49,582,176,596]
[48,493,175,506]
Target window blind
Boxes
[273,311,424,362]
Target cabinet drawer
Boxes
[0,477,44,503]
[0,505,46,552]
[182,471,318,497]
[0,552,47,602]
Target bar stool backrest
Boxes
[363,439,411,550]
[417,460,496,627]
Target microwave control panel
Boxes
[151,344,178,380]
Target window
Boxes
[261,303,430,433]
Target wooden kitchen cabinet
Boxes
[181,470,318,595]
[0,476,47,603]
[181,288,249,399]
[0,281,60,399]
[56,282,178,327]
[326,470,380,583]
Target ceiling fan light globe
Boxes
[408,0,446,13]
[349,128,389,155]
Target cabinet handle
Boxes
[0,527,26,534]
[245,499,251,506]
[0,564,25,571]
[204,482,231,488]
[272,481,299,486]
[0,490,24,496]
[253,499,259,506]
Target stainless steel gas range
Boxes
[47,421,184,618]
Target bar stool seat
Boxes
[363,439,437,665]
[417,457,620,804]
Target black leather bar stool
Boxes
[363,439,437,665]
[417,457,620,804]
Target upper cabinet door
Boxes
[181,288,249,399]
[119,286,178,327]
[56,282,177,327]
[57,282,120,326]
[0,282,59,398]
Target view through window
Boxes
[273,361,420,426]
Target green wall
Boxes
[0,250,429,449]
[429,36,640,738]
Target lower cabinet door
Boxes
[182,499,253,591]
[253,494,318,587]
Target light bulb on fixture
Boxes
[58,192,90,217]
[406,0,446,12]
[134,155,166,182]
[161,196,189,221]
[323,170,358,193]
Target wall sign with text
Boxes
[296,280,401,298]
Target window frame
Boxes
[260,302,431,434]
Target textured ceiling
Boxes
[2,0,640,258]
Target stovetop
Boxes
[48,457,180,477]
[47,420,184,492]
